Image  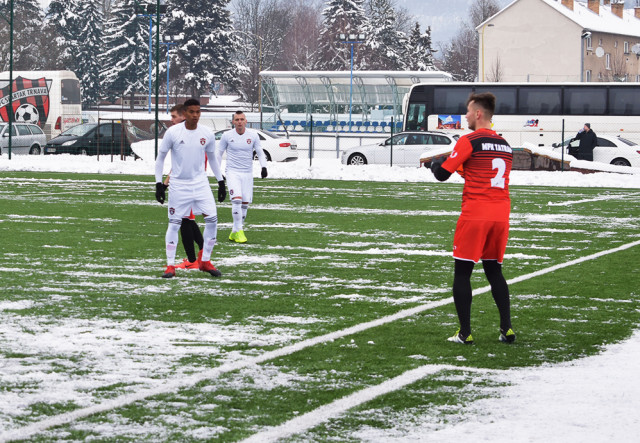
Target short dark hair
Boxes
[170,104,185,114]
[467,92,496,118]
[184,98,200,108]
[232,110,245,119]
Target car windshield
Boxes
[61,123,97,137]
[260,130,281,139]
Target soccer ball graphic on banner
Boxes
[15,103,40,124]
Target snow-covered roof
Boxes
[480,0,640,38]
[260,70,452,86]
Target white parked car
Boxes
[552,134,640,167]
[0,122,47,155]
[341,131,458,167]
[215,128,298,162]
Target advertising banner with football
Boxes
[0,76,51,127]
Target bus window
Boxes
[476,87,517,114]
[518,87,561,114]
[434,87,470,115]
[564,87,606,115]
[406,103,425,130]
[609,88,640,115]
[61,79,81,104]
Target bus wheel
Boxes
[29,145,41,155]
[610,158,631,167]
[348,153,367,165]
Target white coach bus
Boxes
[0,70,82,139]
[403,82,640,147]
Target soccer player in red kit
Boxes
[430,92,516,345]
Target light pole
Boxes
[480,23,494,82]
[161,34,181,113]
[135,2,166,113]
[338,33,365,131]
[0,0,13,159]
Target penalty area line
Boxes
[1,239,639,442]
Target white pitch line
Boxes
[547,193,640,207]
[2,239,639,442]
[240,365,493,443]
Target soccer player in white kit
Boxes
[216,111,268,243]
[155,99,226,278]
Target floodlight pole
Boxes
[0,1,14,159]
[338,33,365,132]
[161,35,180,114]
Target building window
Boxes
[598,72,603,80]
[586,36,592,50]
[636,75,640,82]
[599,38,603,46]
[586,70,592,82]
[606,53,611,70]
[614,41,618,48]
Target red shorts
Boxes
[452,219,509,263]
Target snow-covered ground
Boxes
[1,149,639,441]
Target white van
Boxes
[0,70,82,140]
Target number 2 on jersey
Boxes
[491,158,506,188]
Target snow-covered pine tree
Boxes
[0,0,47,70]
[101,0,149,103]
[314,0,369,71]
[45,0,81,70]
[406,22,436,71]
[365,0,407,70]
[74,0,103,106]
[165,0,243,98]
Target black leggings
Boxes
[180,218,204,262]
[452,259,511,336]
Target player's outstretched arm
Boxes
[430,158,452,182]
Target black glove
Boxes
[261,167,268,179]
[155,182,167,204]
[430,159,443,174]
[217,180,226,202]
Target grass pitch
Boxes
[0,172,639,441]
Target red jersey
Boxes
[441,128,512,221]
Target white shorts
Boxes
[167,179,217,221]
[227,171,254,203]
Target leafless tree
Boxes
[486,54,503,82]
[277,0,323,70]
[233,0,292,105]
[442,0,501,81]
[601,49,630,82]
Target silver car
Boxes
[0,122,47,155]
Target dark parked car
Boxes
[44,122,134,156]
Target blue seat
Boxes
[371,121,379,132]
[395,121,402,130]
[355,121,363,132]
[300,121,308,131]
[339,121,347,132]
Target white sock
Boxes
[231,199,243,232]
[201,215,218,262]
[242,203,249,227]
[165,220,181,265]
